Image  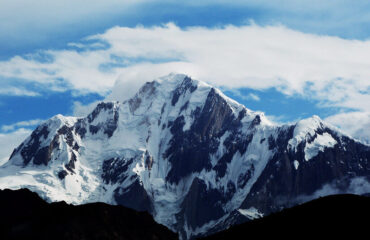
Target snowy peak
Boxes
[293,115,324,139]
[1,74,370,240]
[7,114,78,167]
[84,101,120,138]
[288,115,325,150]
[287,115,340,161]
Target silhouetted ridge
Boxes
[0,188,177,240]
[201,194,370,239]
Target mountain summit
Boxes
[1,74,369,239]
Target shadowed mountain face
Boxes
[0,188,178,240]
[1,74,369,239]
[201,194,370,239]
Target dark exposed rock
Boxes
[129,81,157,113]
[20,125,50,165]
[161,103,166,115]
[114,180,153,213]
[239,129,370,215]
[102,157,134,184]
[65,151,77,173]
[72,142,79,151]
[9,148,17,161]
[178,178,226,231]
[249,115,261,129]
[180,101,189,113]
[165,88,245,183]
[74,119,87,138]
[89,125,100,134]
[58,170,68,180]
[32,147,50,165]
[171,76,197,106]
[145,152,154,170]
[86,102,119,138]
[57,125,74,147]
[75,102,119,138]
[237,165,254,189]
[140,81,157,97]
[213,133,253,179]
[87,102,114,123]
[129,97,142,113]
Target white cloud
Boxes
[223,88,260,102]
[0,128,31,166]
[1,23,370,143]
[0,50,118,95]
[0,86,40,97]
[1,119,45,132]
[100,23,370,112]
[73,101,100,117]
[247,93,260,101]
[1,23,369,113]
[295,176,370,204]
[325,112,370,144]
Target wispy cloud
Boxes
[0,23,369,142]
[1,23,370,114]
[224,89,261,101]
[0,128,32,166]
[1,119,45,132]
[0,86,40,97]
[325,111,370,144]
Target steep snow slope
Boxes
[1,74,369,239]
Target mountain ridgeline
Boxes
[1,74,369,239]
[201,194,370,239]
[0,188,177,240]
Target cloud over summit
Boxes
[1,23,370,112]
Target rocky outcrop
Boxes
[240,126,370,215]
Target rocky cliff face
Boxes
[1,73,369,239]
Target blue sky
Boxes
[1,0,370,161]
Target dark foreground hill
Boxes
[1,189,369,240]
[0,188,178,240]
[201,194,370,239]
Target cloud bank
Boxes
[1,23,370,108]
[325,112,370,145]
[0,23,369,143]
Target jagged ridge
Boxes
[1,73,369,239]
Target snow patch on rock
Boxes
[304,133,337,161]
[288,115,323,152]
[238,207,264,220]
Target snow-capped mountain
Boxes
[1,74,369,239]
